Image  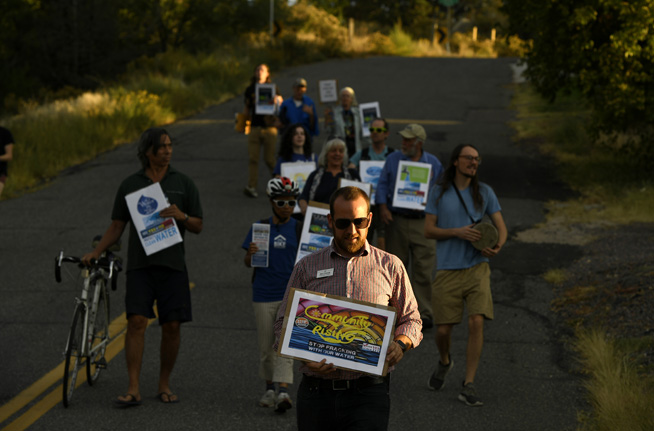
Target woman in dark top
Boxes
[298,138,360,215]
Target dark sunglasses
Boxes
[273,199,297,208]
[369,127,387,133]
[334,216,370,230]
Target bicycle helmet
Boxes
[267,177,299,198]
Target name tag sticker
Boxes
[316,268,334,278]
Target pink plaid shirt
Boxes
[274,241,423,380]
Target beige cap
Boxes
[398,123,427,141]
[293,78,307,87]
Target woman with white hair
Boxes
[324,87,365,158]
[298,138,360,215]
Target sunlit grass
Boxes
[510,84,654,224]
[542,268,569,285]
[573,329,654,431]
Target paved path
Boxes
[0,57,582,430]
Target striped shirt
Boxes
[274,241,423,380]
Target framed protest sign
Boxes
[391,160,432,210]
[281,161,316,214]
[255,83,277,115]
[250,223,270,268]
[318,79,339,104]
[278,288,397,376]
[358,102,381,137]
[338,178,373,200]
[125,182,183,256]
[358,160,385,205]
[295,202,332,264]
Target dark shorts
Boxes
[125,266,192,325]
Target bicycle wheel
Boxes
[87,279,109,385]
[63,303,85,407]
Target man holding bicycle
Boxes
[82,127,203,407]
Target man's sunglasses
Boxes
[273,199,297,208]
[333,217,370,230]
[369,127,387,133]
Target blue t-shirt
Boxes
[273,153,317,176]
[242,217,299,302]
[425,183,501,270]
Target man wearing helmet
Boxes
[242,177,301,413]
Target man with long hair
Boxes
[424,144,507,407]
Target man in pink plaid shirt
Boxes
[274,186,423,430]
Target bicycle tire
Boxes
[87,279,109,385]
[63,303,85,407]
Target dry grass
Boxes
[573,329,654,431]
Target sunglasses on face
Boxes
[333,216,370,230]
[369,127,387,133]
[273,199,297,208]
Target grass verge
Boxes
[573,329,654,431]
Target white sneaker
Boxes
[243,187,258,198]
[274,391,292,413]
[259,389,275,407]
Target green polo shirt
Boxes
[112,166,203,272]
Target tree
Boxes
[503,0,654,141]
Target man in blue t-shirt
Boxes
[242,177,300,413]
[278,78,318,137]
[424,144,507,407]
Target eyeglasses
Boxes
[333,216,370,230]
[369,127,387,133]
[459,155,482,164]
[273,199,297,208]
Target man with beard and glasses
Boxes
[424,144,507,407]
[273,187,422,430]
[376,124,443,331]
[242,177,300,413]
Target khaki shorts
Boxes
[432,262,493,324]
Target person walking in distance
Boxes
[376,124,443,329]
[424,144,507,406]
[82,128,203,407]
[0,126,15,198]
[242,177,300,413]
[243,63,283,198]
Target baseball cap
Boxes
[293,78,307,87]
[398,124,426,141]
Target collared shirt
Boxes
[273,242,423,380]
[376,150,443,215]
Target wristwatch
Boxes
[184,213,189,223]
[396,340,408,353]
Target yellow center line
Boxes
[0,283,195,431]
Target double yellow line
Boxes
[0,313,143,431]
[0,281,195,431]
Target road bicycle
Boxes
[54,237,122,407]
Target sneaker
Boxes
[274,391,292,413]
[459,382,484,407]
[259,389,276,407]
[427,355,454,390]
[244,187,258,198]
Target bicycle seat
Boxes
[92,235,122,252]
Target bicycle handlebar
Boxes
[54,250,123,290]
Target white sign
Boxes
[296,203,332,264]
[392,161,432,211]
[338,178,373,200]
[358,102,381,137]
[255,83,277,115]
[281,161,316,214]
[318,79,339,104]
[251,223,270,267]
[125,183,183,256]
[359,160,385,204]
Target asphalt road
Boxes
[0,57,583,431]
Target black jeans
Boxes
[296,375,391,431]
